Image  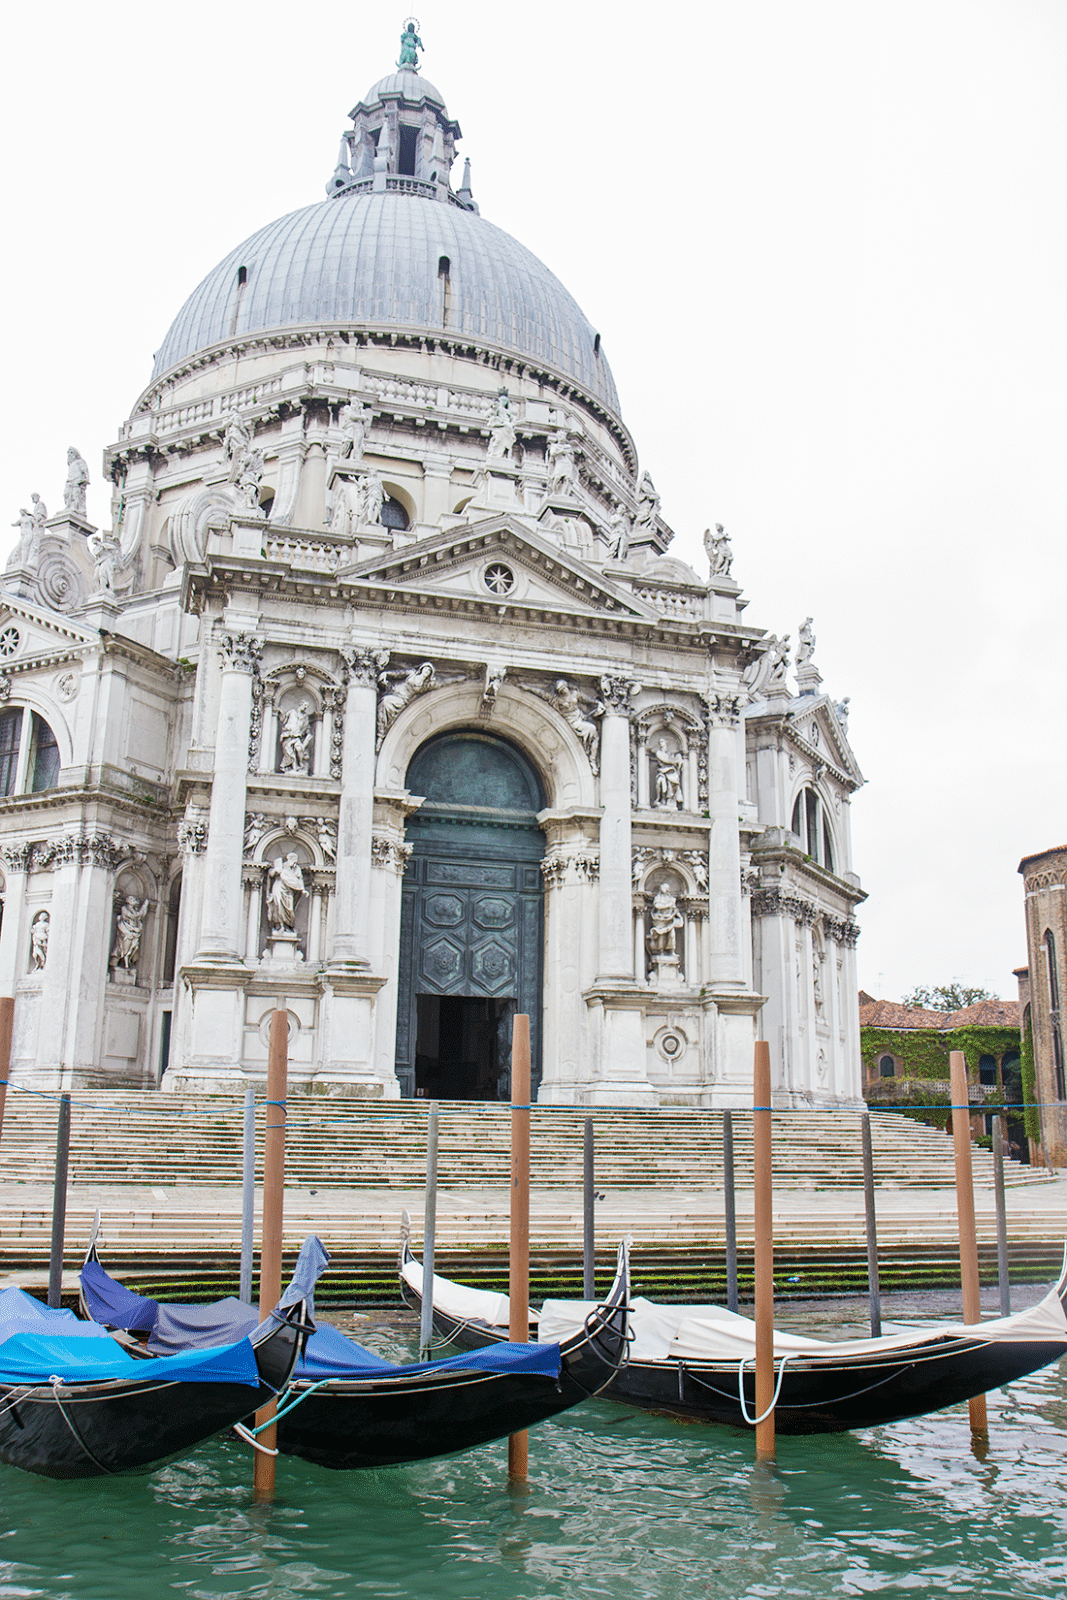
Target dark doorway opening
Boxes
[414,994,515,1101]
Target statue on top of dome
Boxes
[397,20,424,71]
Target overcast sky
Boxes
[2,1,1064,1004]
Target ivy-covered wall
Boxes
[861,1024,1027,1131]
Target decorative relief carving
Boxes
[709,693,743,727]
[550,679,600,772]
[0,843,32,873]
[376,661,436,746]
[27,834,136,871]
[321,683,347,779]
[541,852,599,889]
[0,675,10,702]
[178,817,208,855]
[748,886,860,946]
[632,846,708,891]
[599,674,638,716]
[741,867,760,897]
[340,646,382,688]
[371,836,413,874]
[823,914,860,948]
[219,633,263,674]
[248,674,265,772]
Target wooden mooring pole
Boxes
[420,1102,440,1359]
[508,1014,531,1482]
[723,1108,738,1314]
[993,1113,1011,1317]
[583,1117,595,1300]
[861,1112,882,1337]
[950,1050,987,1435]
[0,997,14,1150]
[253,1010,289,1501]
[753,1041,775,1463]
[47,1092,71,1309]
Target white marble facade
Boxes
[0,56,865,1107]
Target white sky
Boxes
[2,1,1064,1004]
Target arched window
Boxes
[0,708,62,798]
[790,786,836,872]
[879,1055,895,1078]
[978,1053,998,1087]
[381,496,409,531]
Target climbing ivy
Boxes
[1020,1014,1040,1144]
[861,1022,1023,1133]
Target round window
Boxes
[0,626,20,657]
[484,563,514,596]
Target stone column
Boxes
[706,696,746,987]
[196,632,261,961]
[329,648,378,969]
[0,853,29,995]
[597,677,636,981]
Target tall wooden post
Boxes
[950,1050,987,1435]
[753,1041,775,1462]
[723,1108,738,1313]
[48,1092,71,1309]
[253,1009,288,1500]
[0,997,14,1150]
[508,1014,531,1481]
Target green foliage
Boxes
[1020,1014,1040,1145]
[901,982,996,1011]
[861,1021,1022,1135]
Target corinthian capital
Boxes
[599,675,639,716]
[341,646,385,688]
[218,632,263,674]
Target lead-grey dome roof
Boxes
[151,191,620,414]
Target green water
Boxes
[3,1302,1066,1600]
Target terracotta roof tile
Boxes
[858,999,946,1029]
[945,999,1020,1028]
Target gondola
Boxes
[0,1244,317,1479]
[80,1234,631,1470]
[401,1238,1067,1435]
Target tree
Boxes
[901,982,996,1012]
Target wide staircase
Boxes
[1,1094,1060,1303]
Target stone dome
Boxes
[364,71,446,105]
[150,191,620,415]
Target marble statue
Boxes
[397,20,424,69]
[234,448,265,511]
[90,529,120,593]
[314,817,337,862]
[64,448,89,518]
[765,634,791,692]
[834,696,851,732]
[607,507,631,561]
[30,910,49,969]
[634,470,660,532]
[278,700,313,774]
[337,399,370,461]
[704,523,733,577]
[223,411,253,463]
[547,434,577,496]
[481,664,506,709]
[243,813,268,856]
[653,738,684,809]
[113,894,149,969]
[552,679,599,761]
[356,472,385,526]
[377,661,436,742]
[797,617,816,666]
[266,852,306,931]
[9,507,35,568]
[30,494,47,534]
[486,392,516,462]
[647,886,683,958]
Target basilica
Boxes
[0,42,865,1107]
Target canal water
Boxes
[3,1292,1066,1600]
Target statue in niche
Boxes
[30,910,49,970]
[90,529,120,593]
[647,886,684,959]
[243,812,268,857]
[704,523,733,577]
[233,448,265,512]
[355,472,385,527]
[112,894,149,970]
[278,700,314,775]
[813,948,824,1010]
[606,507,631,561]
[552,679,599,763]
[634,470,660,532]
[397,19,424,69]
[376,661,436,742]
[63,448,89,518]
[337,399,370,462]
[765,634,791,692]
[547,434,578,496]
[797,617,816,666]
[223,411,253,463]
[486,392,516,462]
[266,852,306,932]
[652,738,684,809]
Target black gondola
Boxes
[0,1272,313,1480]
[401,1240,1067,1435]
[80,1237,631,1470]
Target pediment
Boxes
[0,595,98,668]
[342,517,657,621]
[790,695,864,787]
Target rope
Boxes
[47,1375,115,1474]
[737,1353,795,1427]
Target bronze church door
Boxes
[395,733,545,1100]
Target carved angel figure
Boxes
[243,813,268,857]
[552,679,599,761]
[113,894,149,969]
[653,738,684,809]
[314,817,337,862]
[647,886,683,958]
[30,910,49,970]
[377,662,436,742]
[834,696,851,732]
[64,448,89,517]
[704,522,733,577]
[765,634,791,691]
[337,399,370,462]
[278,700,313,775]
[356,472,385,526]
[486,392,516,462]
[266,852,305,931]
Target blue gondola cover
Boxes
[0,1331,261,1387]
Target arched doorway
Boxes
[395,731,545,1100]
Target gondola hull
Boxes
[408,1254,1067,1436]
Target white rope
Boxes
[737,1353,795,1426]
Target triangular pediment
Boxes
[342,517,657,621]
[0,595,98,667]
[789,694,864,787]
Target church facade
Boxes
[0,49,866,1108]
